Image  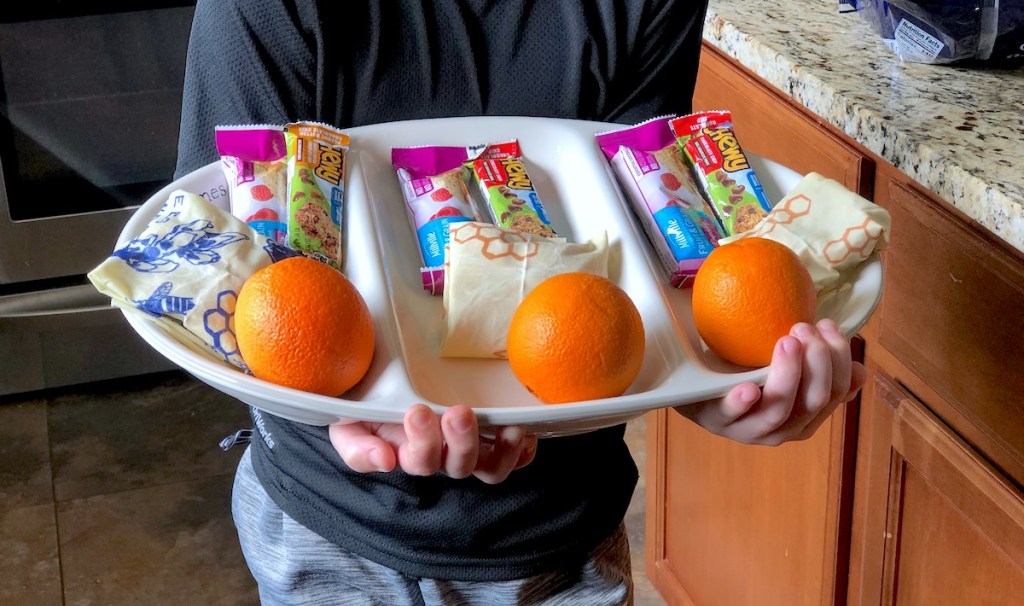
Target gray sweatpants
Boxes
[232,448,633,606]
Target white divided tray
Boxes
[117,117,882,436]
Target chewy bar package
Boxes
[596,116,724,288]
[283,122,348,270]
[670,110,772,237]
[465,140,557,238]
[391,145,480,295]
[216,125,289,245]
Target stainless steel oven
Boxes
[0,2,197,395]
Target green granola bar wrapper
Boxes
[670,111,772,236]
[284,121,349,269]
[465,140,558,238]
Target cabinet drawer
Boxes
[877,178,1024,460]
[693,44,872,195]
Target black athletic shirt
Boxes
[176,0,708,581]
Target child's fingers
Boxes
[817,319,853,405]
[724,335,803,443]
[440,406,480,479]
[791,322,833,420]
[845,362,867,403]
[473,426,527,485]
[328,422,397,473]
[398,404,444,476]
[674,381,761,435]
[513,436,538,470]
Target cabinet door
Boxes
[851,373,1024,605]
[692,44,872,196]
[646,404,855,606]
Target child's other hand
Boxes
[328,405,538,484]
[676,319,866,446]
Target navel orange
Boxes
[235,256,375,396]
[507,272,645,404]
[691,237,817,367]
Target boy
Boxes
[175,1,864,603]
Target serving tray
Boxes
[116,117,882,436]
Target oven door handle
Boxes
[0,285,112,317]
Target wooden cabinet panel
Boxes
[692,44,872,196]
[875,175,1024,473]
[646,405,853,606]
[853,374,1024,605]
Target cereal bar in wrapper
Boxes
[465,140,558,238]
[283,122,349,270]
[391,145,480,295]
[596,116,724,288]
[670,111,772,237]
[216,125,289,244]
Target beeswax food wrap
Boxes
[441,221,609,359]
[88,190,296,370]
[720,172,890,294]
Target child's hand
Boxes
[328,405,537,484]
[676,319,866,446]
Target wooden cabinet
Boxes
[846,165,1024,606]
[646,42,1024,606]
[866,165,1024,485]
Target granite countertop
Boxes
[703,0,1024,254]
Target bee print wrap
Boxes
[88,190,284,369]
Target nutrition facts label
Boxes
[894,18,945,63]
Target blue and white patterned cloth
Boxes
[89,189,294,369]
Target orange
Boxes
[507,272,645,404]
[235,256,375,396]
[691,237,817,367]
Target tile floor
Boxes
[0,370,665,605]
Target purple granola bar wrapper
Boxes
[391,145,479,295]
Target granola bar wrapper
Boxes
[596,116,724,288]
[720,172,890,303]
[670,111,773,237]
[392,145,481,295]
[465,140,558,238]
[283,122,349,270]
[87,190,298,370]
[216,125,289,244]
[441,221,608,358]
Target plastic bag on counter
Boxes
[840,1,1024,65]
